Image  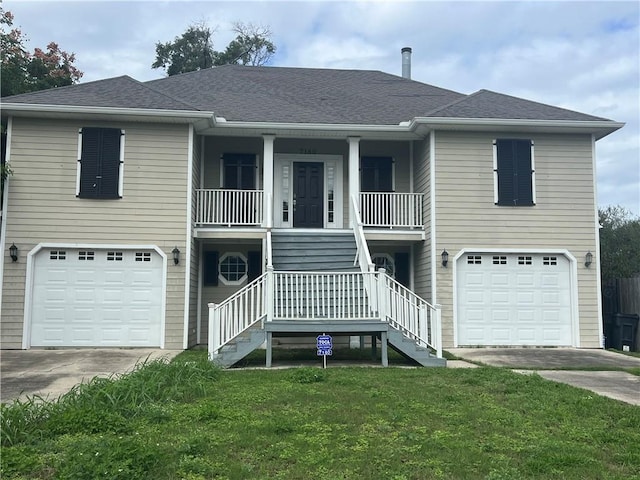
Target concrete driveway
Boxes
[449,348,640,406]
[0,348,181,404]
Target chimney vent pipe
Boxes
[401,47,412,79]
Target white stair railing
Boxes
[208,271,443,361]
[208,273,267,357]
[196,189,264,226]
[350,195,375,273]
[376,270,442,357]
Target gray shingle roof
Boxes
[2,76,199,111]
[145,65,465,124]
[424,89,608,122]
[2,65,612,124]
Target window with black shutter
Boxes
[223,153,256,190]
[494,139,535,206]
[77,127,123,199]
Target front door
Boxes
[293,162,323,228]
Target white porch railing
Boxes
[208,269,442,359]
[360,192,424,228]
[195,189,264,226]
[272,271,378,320]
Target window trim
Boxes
[492,138,535,206]
[76,127,125,199]
[218,252,248,286]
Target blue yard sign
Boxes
[317,334,333,356]
[317,334,332,368]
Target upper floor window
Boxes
[493,139,535,206]
[360,156,393,192]
[223,153,256,190]
[77,127,124,199]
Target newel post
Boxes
[418,304,428,346]
[265,266,274,323]
[376,268,388,321]
[434,304,443,359]
[208,302,219,358]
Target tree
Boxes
[215,23,276,67]
[151,22,215,76]
[1,8,83,97]
[152,22,276,76]
[599,205,640,280]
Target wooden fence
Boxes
[602,277,640,350]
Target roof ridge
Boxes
[135,76,203,111]
[422,90,479,116]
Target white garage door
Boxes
[30,248,164,347]
[457,253,573,346]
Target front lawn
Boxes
[2,350,639,479]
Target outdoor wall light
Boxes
[585,251,593,268]
[441,249,449,268]
[9,243,18,262]
[172,246,180,265]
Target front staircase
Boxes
[208,227,445,368]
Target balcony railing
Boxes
[195,189,263,226]
[195,189,423,229]
[360,192,424,228]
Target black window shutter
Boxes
[99,129,122,199]
[496,139,533,206]
[394,252,410,288]
[514,140,534,205]
[79,128,101,198]
[79,127,121,199]
[247,251,262,282]
[203,251,219,286]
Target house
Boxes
[0,49,623,366]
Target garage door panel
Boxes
[516,328,535,342]
[31,248,163,347]
[491,309,510,323]
[458,253,573,346]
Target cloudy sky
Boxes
[5,0,639,215]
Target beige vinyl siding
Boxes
[433,131,600,347]
[1,117,191,349]
[412,136,432,303]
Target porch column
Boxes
[262,134,275,228]
[347,136,360,227]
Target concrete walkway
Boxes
[449,348,640,406]
[0,348,181,403]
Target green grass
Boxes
[2,351,639,480]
